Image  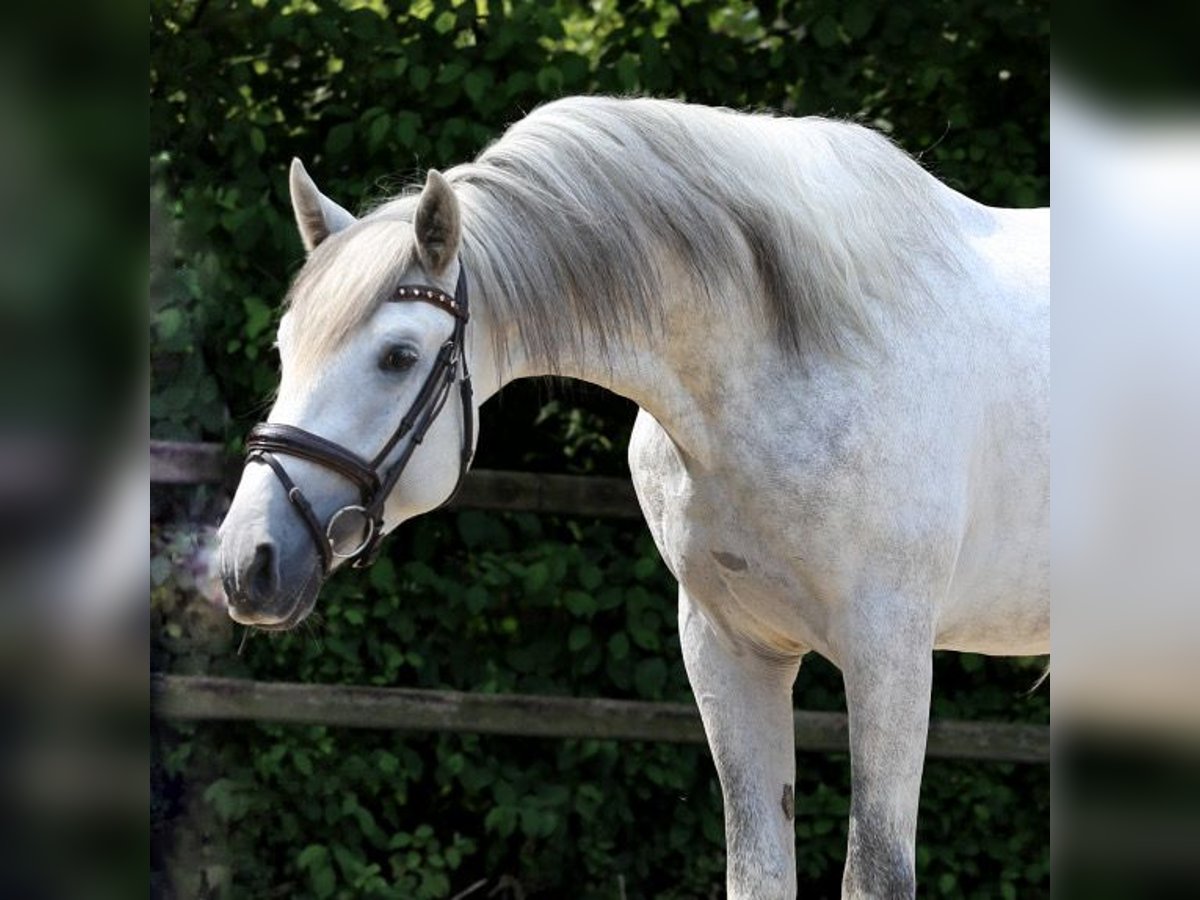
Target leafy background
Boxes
[150,0,1049,897]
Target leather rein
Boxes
[243,263,475,574]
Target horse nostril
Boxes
[221,565,240,606]
[246,541,279,605]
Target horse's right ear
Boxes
[289,158,357,252]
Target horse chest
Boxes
[629,411,837,655]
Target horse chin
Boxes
[249,587,320,632]
[227,561,324,632]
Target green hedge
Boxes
[151,1,1048,896]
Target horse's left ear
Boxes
[289,158,357,252]
[414,169,461,276]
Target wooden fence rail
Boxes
[153,674,1050,764]
[151,440,642,518]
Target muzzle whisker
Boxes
[302,617,325,654]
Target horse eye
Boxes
[380,346,419,372]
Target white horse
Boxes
[218,96,1049,898]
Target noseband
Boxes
[243,263,475,574]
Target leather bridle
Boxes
[243,263,475,574]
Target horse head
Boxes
[218,161,479,629]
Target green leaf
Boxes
[325,122,355,156]
[615,54,638,90]
[524,561,549,593]
[204,778,252,821]
[369,556,396,592]
[395,111,419,147]
[457,510,508,549]
[463,583,488,613]
[155,307,184,340]
[627,609,660,651]
[297,844,329,871]
[367,113,392,151]
[409,65,431,91]
[312,864,336,899]
[579,564,602,590]
[608,632,629,661]
[463,69,493,105]
[437,62,466,85]
[812,15,841,48]
[596,586,623,610]
[536,66,562,95]
[483,806,516,837]
[293,749,313,777]
[242,295,272,339]
[563,589,595,616]
[568,624,590,652]
[633,556,658,580]
[376,751,399,776]
[843,2,876,39]
[634,658,667,697]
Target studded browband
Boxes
[394,284,467,321]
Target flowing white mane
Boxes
[287,96,961,371]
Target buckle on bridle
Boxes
[326,503,377,560]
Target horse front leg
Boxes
[679,587,803,900]
[839,595,934,899]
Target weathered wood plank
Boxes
[149,441,642,518]
[451,469,641,518]
[152,675,1049,763]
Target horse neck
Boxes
[468,272,742,466]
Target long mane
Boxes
[287,96,961,371]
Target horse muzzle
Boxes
[218,519,323,630]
